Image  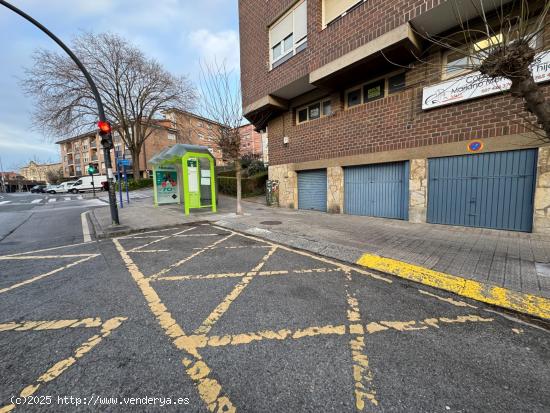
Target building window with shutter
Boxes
[269,0,307,69]
[322,0,364,28]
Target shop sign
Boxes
[422,51,550,110]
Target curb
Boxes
[88,210,211,239]
[356,253,550,321]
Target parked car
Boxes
[30,185,46,193]
[48,181,77,194]
[69,175,108,193]
[44,184,58,194]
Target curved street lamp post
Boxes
[0,0,120,225]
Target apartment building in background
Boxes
[238,123,269,163]
[19,161,62,183]
[57,111,225,178]
[239,0,550,233]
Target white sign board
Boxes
[422,51,550,110]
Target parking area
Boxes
[1,223,549,412]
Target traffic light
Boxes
[98,120,113,149]
[87,163,98,175]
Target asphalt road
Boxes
[0,204,549,412]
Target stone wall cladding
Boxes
[239,0,447,107]
[533,146,550,233]
[268,164,297,208]
[409,158,427,223]
[327,166,344,213]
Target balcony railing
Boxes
[90,141,97,148]
[91,155,98,161]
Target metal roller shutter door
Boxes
[344,162,409,220]
[298,169,327,212]
[427,149,537,232]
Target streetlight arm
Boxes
[0,0,119,224]
[0,0,105,121]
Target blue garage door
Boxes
[344,162,409,220]
[298,169,327,212]
[427,149,537,232]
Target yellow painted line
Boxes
[174,234,226,237]
[0,255,99,295]
[211,225,392,283]
[129,226,196,252]
[112,238,235,412]
[129,249,170,253]
[156,272,247,281]
[149,233,234,280]
[193,246,279,336]
[345,286,378,410]
[0,254,95,260]
[356,253,550,320]
[191,245,271,250]
[0,317,103,332]
[418,289,477,308]
[0,317,126,413]
[153,267,342,282]
[0,241,93,258]
[365,314,494,334]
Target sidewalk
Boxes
[90,194,550,318]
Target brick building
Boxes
[56,111,224,179]
[239,0,550,233]
[238,123,268,163]
[19,161,62,183]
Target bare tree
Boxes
[45,167,63,185]
[411,0,550,138]
[21,32,196,179]
[198,61,245,214]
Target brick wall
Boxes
[239,0,446,107]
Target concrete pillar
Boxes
[268,164,297,209]
[533,146,550,233]
[409,158,428,223]
[327,166,344,213]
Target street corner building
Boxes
[239,0,550,233]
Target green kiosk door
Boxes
[187,158,200,209]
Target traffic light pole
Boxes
[0,0,119,225]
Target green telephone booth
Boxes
[149,144,217,215]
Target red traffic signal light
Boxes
[98,120,112,135]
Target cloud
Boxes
[188,29,240,72]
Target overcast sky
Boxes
[0,0,239,170]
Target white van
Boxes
[69,175,108,193]
[48,181,77,194]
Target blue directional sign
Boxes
[117,159,131,166]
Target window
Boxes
[296,99,332,124]
[168,133,176,141]
[363,79,385,103]
[196,121,203,127]
[347,89,361,107]
[345,71,406,108]
[323,0,363,28]
[198,133,204,141]
[308,102,320,120]
[269,0,307,68]
[322,100,332,116]
[207,124,212,130]
[389,73,406,93]
[442,31,541,79]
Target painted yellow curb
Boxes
[356,253,550,320]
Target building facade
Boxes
[57,112,224,179]
[238,124,268,163]
[19,161,62,183]
[239,0,550,233]
[164,109,225,164]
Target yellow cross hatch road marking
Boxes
[149,233,234,280]
[0,254,96,260]
[112,238,236,413]
[111,227,500,412]
[0,317,126,413]
[193,245,278,336]
[0,255,99,295]
[128,226,196,252]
